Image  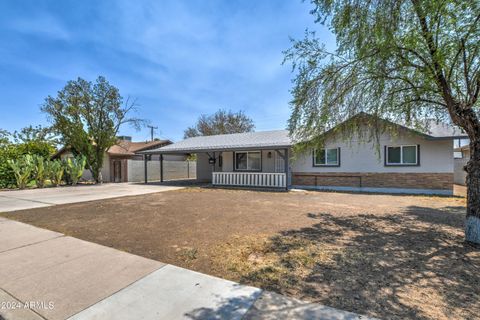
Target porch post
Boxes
[212,152,216,172]
[284,148,289,190]
[212,152,215,184]
[144,154,148,184]
[160,154,164,182]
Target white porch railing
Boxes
[212,172,286,188]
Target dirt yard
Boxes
[2,188,478,319]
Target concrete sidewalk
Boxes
[0,183,182,212]
[0,218,375,320]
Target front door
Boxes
[113,160,122,182]
[275,151,285,173]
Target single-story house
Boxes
[141,114,466,195]
[454,144,470,185]
[53,137,188,182]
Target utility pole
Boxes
[147,125,158,141]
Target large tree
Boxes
[12,125,57,145]
[285,0,480,243]
[42,76,143,182]
[184,109,255,138]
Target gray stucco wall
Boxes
[291,131,453,174]
[454,158,467,185]
[196,153,213,181]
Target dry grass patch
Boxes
[212,211,480,320]
[212,234,345,294]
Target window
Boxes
[454,151,463,159]
[386,145,419,165]
[235,151,261,171]
[313,148,340,166]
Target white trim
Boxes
[386,145,418,165]
[213,172,286,188]
[313,148,339,166]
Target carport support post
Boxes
[284,148,289,190]
[144,154,148,184]
[160,154,164,182]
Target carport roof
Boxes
[140,130,292,154]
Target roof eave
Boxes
[107,152,135,156]
[138,144,293,154]
[424,135,469,140]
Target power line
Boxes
[147,125,158,141]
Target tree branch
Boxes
[411,0,458,115]
[447,10,480,81]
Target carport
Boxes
[138,131,293,190]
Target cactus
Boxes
[7,155,34,189]
[65,155,86,186]
[48,160,65,187]
[33,155,47,188]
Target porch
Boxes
[137,130,293,190]
[198,148,290,190]
[140,148,290,190]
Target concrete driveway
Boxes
[0,183,182,212]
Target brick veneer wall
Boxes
[292,172,453,190]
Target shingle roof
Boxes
[53,139,172,159]
[107,140,171,156]
[141,130,292,154]
[342,112,467,139]
[141,114,466,154]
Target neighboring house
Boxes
[454,145,470,185]
[53,137,188,182]
[141,114,466,195]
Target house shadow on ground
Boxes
[235,205,480,320]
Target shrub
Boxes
[0,140,55,189]
[0,145,20,188]
[65,155,86,186]
[7,155,35,189]
[33,155,48,188]
[48,160,65,187]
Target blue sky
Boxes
[0,0,334,142]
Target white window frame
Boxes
[234,151,261,171]
[386,145,418,165]
[313,148,340,166]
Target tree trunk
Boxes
[91,166,100,184]
[92,147,102,184]
[87,162,100,184]
[465,139,480,244]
